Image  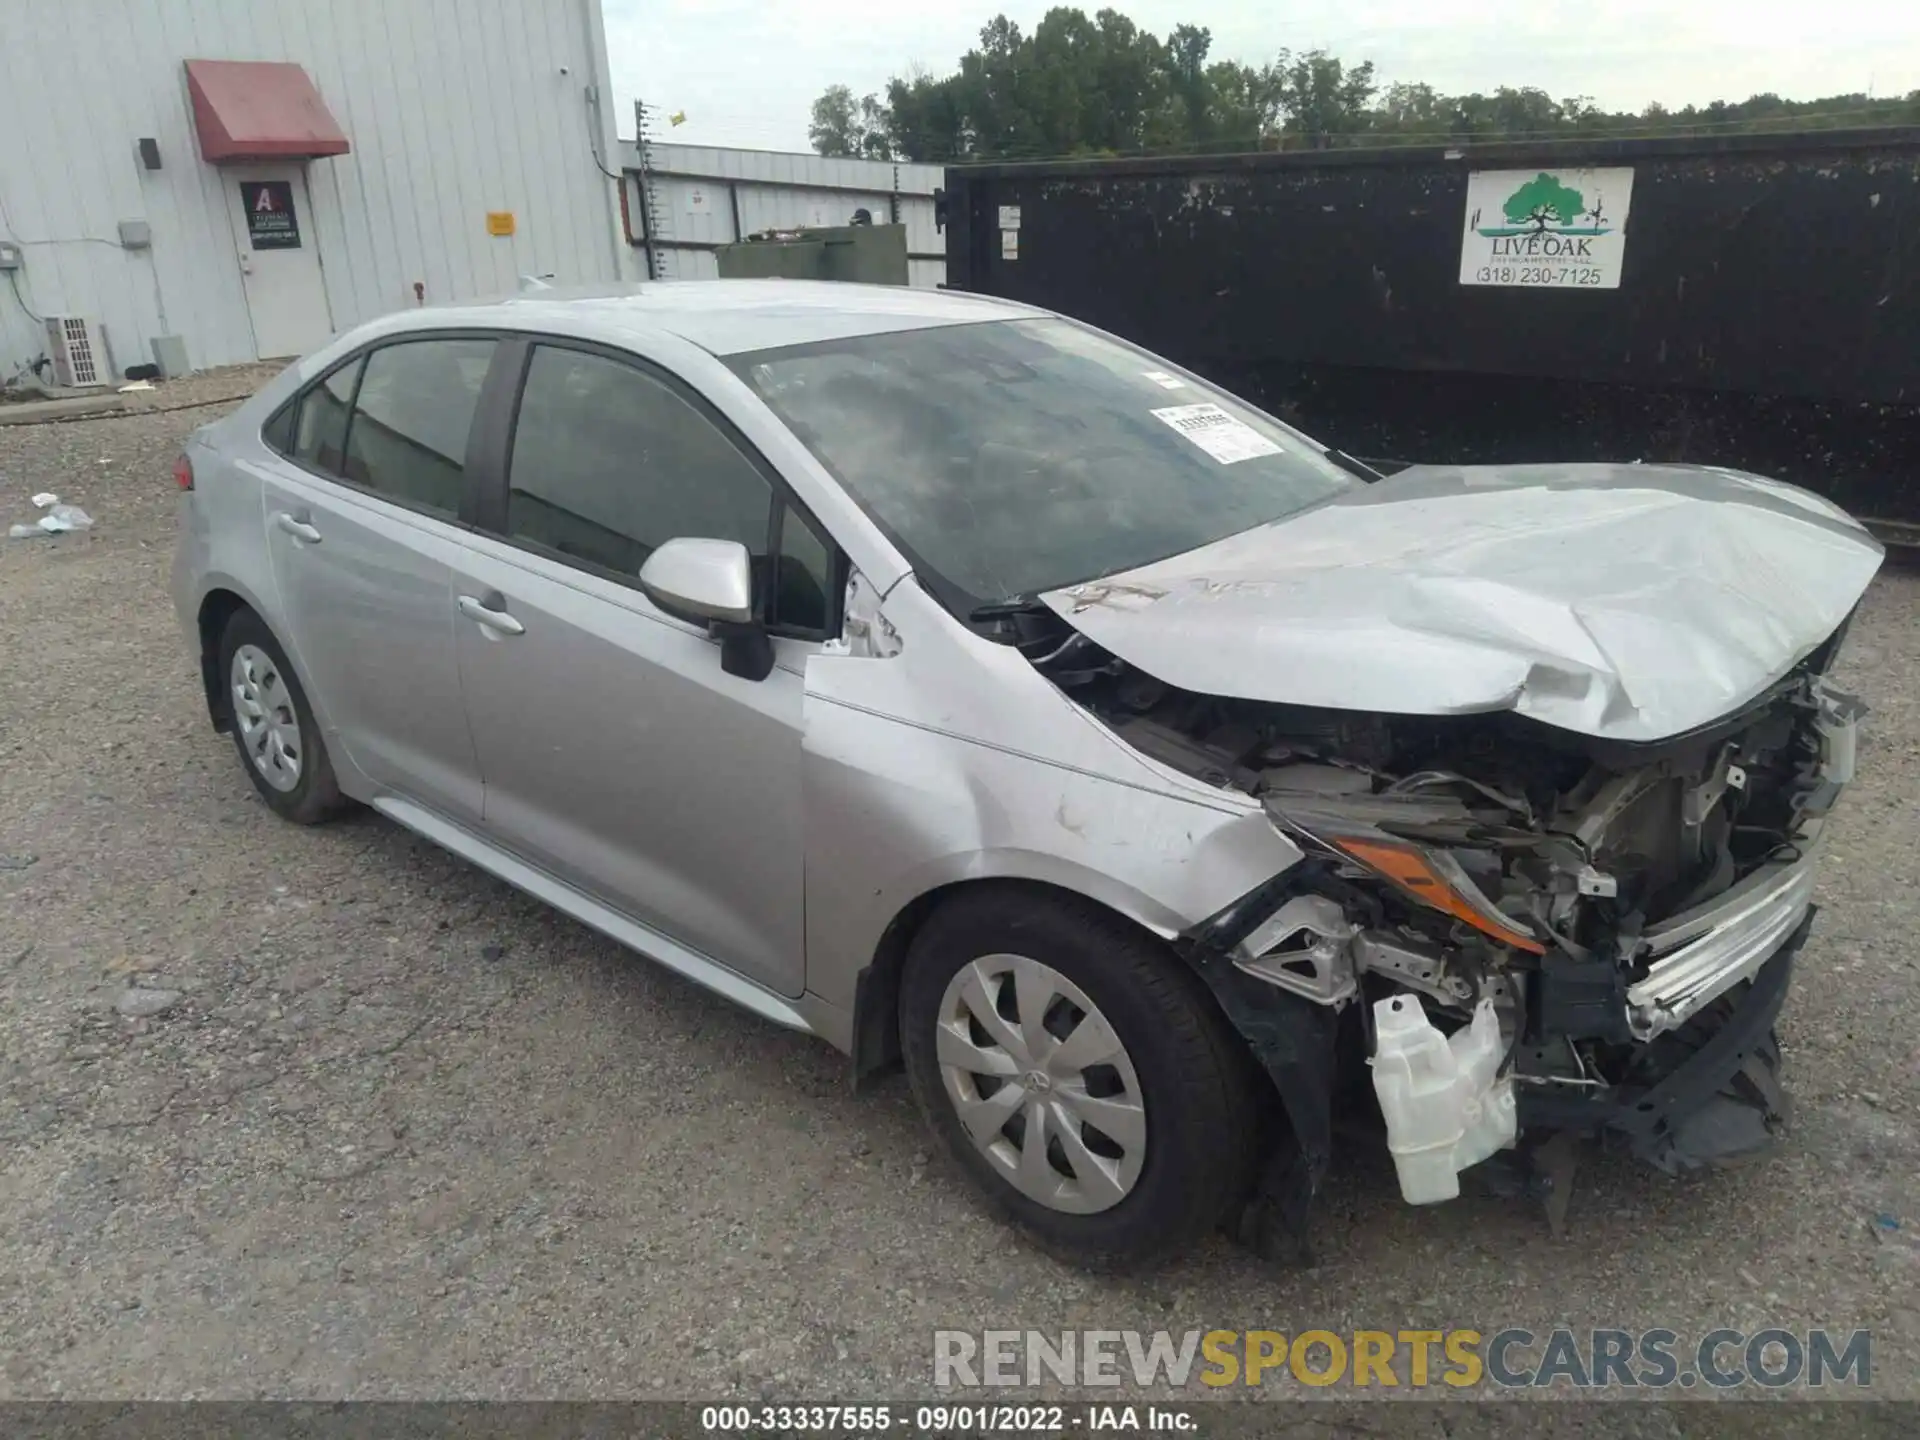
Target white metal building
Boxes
[0,0,630,380]
[619,141,948,289]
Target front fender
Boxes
[798,593,1305,1016]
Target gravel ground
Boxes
[1,363,286,421]
[0,388,1915,1422]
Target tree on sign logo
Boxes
[1503,173,1585,232]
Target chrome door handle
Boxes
[458,594,525,636]
[273,511,321,545]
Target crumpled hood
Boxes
[1040,463,1884,742]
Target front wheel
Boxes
[899,887,1262,1270]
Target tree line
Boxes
[808,7,1920,162]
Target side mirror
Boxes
[639,537,753,624]
[637,537,773,681]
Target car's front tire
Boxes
[217,609,346,825]
[899,886,1262,1270]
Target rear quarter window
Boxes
[261,400,296,456]
[294,358,362,476]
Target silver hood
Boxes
[1040,463,1883,742]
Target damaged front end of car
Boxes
[988,598,1865,1256]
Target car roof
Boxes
[365,280,1045,357]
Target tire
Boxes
[216,608,347,825]
[899,886,1261,1270]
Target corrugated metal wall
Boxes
[0,0,626,376]
[617,142,947,289]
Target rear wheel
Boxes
[899,887,1261,1270]
[217,609,346,825]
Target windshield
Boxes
[727,318,1353,606]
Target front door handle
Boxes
[458,594,526,636]
[273,510,321,545]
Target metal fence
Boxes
[615,140,946,287]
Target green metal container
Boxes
[716,224,909,286]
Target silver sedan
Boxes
[173,281,1881,1268]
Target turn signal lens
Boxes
[1331,835,1547,955]
[172,454,194,490]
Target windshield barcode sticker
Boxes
[1142,369,1186,389]
[1150,403,1283,464]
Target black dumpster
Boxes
[941,128,1920,541]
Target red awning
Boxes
[184,60,350,163]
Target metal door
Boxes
[225,168,334,359]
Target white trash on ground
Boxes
[39,504,93,533]
[7,496,94,537]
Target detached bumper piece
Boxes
[1520,908,1811,1174]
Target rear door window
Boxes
[340,338,496,518]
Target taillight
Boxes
[173,454,194,490]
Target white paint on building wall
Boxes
[0,0,629,376]
[619,141,948,289]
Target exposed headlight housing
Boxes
[1266,805,1547,956]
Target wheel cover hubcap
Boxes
[230,644,302,793]
[935,954,1147,1214]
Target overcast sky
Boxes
[601,0,1920,150]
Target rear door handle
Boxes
[273,511,321,545]
[458,594,526,636]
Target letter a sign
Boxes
[240,180,302,249]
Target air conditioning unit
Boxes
[43,315,113,388]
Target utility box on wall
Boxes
[716,223,909,286]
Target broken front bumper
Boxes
[1618,675,1854,1041]
[1625,838,1821,1040]
[1519,908,1810,1173]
